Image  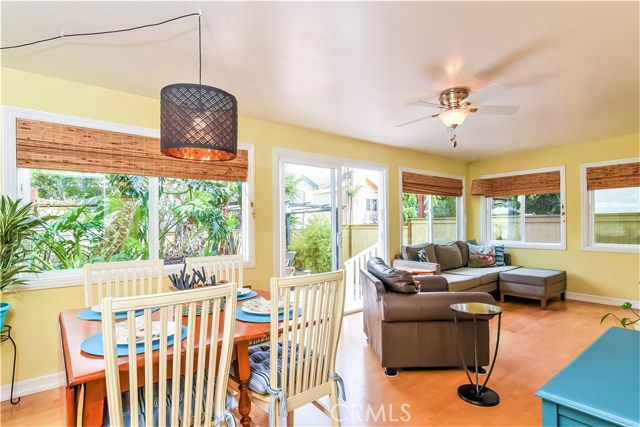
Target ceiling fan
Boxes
[397,84,520,148]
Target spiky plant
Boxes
[0,196,47,291]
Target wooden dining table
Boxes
[59,289,272,427]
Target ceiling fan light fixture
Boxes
[438,108,468,128]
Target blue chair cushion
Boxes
[103,370,237,426]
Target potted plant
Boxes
[0,196,47,331]
[601,301,640,330]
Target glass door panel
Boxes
[283,162,338,275]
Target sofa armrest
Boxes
[392,259,441,275]
[414,275,448,292]
[379,292,496,322]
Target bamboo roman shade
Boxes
[586,162,640,191]
[15,119,248,182]
[402,172,463,197]
[470,171,560,197]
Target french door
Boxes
[275,150,388,312]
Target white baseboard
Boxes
[566,292,640,309]
[0,371,65,402]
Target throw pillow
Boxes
[417,248,429,263]
[367,257,419,294]
[493,245,506,266]
[467,244,497,268]
[434,242,464,270]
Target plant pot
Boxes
[0,302,11,332]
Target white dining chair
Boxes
[230,270,346,426]
[102,284,238,426]
[184,255,244,288]
[83,259,164,308]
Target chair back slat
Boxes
[269,271,345,402]
[84,260,164,307]
[102,284,237,426]
[185,255,244,288]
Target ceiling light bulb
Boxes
[439,109,469,128]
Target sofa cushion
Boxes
[434,242,464,270]
[402,243,437,263]
[445,265,520,285]
[417,249,429,262]
[367,257,419,294]
[468,244,497,268]
[499,268,566,287]
[440,274,481,292]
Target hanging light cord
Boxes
[1,12,201,50]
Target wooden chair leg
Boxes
[287,410,295,427]
[329,383,341,427]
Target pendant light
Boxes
[160,12,237,161]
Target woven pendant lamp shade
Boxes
[161,83,238,161]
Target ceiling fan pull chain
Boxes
[449,128,457,149]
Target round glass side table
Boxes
[450,302,503,407]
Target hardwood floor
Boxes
[0,297,622,426]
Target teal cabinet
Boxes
[535,327,640,427]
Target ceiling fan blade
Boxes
[395,113,440,127]
[407,100,443,109]
[466,83,507,104]
[469,105,520,115]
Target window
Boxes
[2,108,254,289]
[401,170,464,244]
[581,158,639,253]
[474,167,565,249]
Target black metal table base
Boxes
[1,325,20,405]
[458,384,500,407]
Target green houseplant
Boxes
[600,302,640,329]
[0,196,47,330]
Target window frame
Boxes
[480,166,566,250]
[1,105,255,290]
[580,157,640,254]
[399,167,466,245]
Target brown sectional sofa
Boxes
[393,241,521,293]
[361,257,496,376]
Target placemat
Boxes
[77,307,159,321]
[237,290,258,301]
[80,325,187,357]
[236,308,302,323]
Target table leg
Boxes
[82,379,106,427]
[65,386,77,426]
[236,342,253,427]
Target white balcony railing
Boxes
[343,243,380,313]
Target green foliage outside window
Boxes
[24,170,242,271]
[288,215,332,274]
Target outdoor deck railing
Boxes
[343,243,380,312]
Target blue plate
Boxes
[236,308,302,323]
[80,325,188,357]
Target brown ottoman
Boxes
[499,268,566,309]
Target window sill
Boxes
[12,261,255,292]
[487,240,566,251]
[582,244,640,254]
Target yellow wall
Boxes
[468,133,640,301]
[0,67,467,385]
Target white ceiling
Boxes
[1,1,638,162]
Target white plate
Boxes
[237,287,252,296]
[241,297,285,315]
[91,304,102,313]
[115,319,175,345]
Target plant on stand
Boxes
[0,196,47,330]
